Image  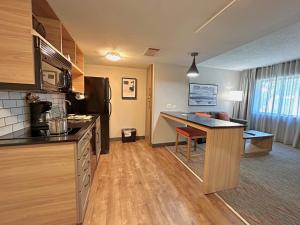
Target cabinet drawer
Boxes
[78,166,90,191]
[78,150,90,177]
[78,174,90,221]
[78,130,92,158]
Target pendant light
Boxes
[187,52,199,77]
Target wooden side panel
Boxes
[0,143,77,225]
[36,17,62,52]
[72,74,84,93]
[32,0,58,20]
[203,127,244,194]
[75,45,84,71]
[62,26,76,63]
[0,0,34,84]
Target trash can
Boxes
[121,128,137,143]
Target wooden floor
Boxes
[83,140,244,225]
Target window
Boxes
[252,75,300,117]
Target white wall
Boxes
[85,64,147,138]
[188,66,241,115]
[151,64,241,145]
[152,63,189,144]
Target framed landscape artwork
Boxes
[188,83,218,106]
[122,78,137,99]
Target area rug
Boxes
[166,142,300,225]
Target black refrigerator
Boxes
[85,77,111,154]
[66,77,111,154]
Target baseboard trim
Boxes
[152,141,186,148]
[110,136,145,142]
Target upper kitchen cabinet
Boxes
[32,0,85,93]
[0,0,34,85]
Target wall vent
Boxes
[144,48,160,56]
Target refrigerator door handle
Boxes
[109,101,112,118]
[109,84,112,100]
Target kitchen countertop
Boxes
[0,114,100,147]
[161,111,245,128]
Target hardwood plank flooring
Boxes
[84,140,244,225]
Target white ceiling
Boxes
[47,0,300,69]
[200,21,300,70]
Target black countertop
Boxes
[161,111,245,128]
[0,115,100,147]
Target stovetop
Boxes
[0,127,82,140]
[0,114,99,147]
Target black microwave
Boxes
[33,35,72,93]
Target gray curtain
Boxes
[233,68,256,127]
[237,60,300,148]
[251,60,300,148]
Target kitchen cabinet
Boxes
[76,127,93,222]
[0,143,77,225]
[95,117,101,159]
[0,126,94,225]
[0,0,85,93]
[0,0,34,85]
[32,0,85,93]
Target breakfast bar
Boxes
[161,111,245,194]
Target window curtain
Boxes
[233,68,256,125]
[251,60,300,148]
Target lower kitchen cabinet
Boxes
[0,131,93,225]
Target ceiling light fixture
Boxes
[187,52,199,78]
[105,52,121,61]
[194,0,236,33]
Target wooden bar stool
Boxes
[175,127,207,161]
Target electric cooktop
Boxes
[0,127,81,140]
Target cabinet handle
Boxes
[84,175,90,187]
[83,161,90,172]
[83,148,89,157]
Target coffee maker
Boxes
[30,101,52,131]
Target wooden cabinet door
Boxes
[0,0,34,84]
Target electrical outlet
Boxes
[166,104,172,109]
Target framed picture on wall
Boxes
[122,78,137,100]
[188,83,218,106]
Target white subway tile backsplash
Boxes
[0,125,12,136]
[0,109,11,117]
[8,92,22,99]
[5,116,18,125]
[16,100,25,107]
[17,114,25,122]
[13,122,24,132]
[0,91,65,135]
[0,118,5,127]
[11,107,23,116]
[0,92,9,100]
[3,100,17,108]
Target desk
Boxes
[161,111,245,194]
